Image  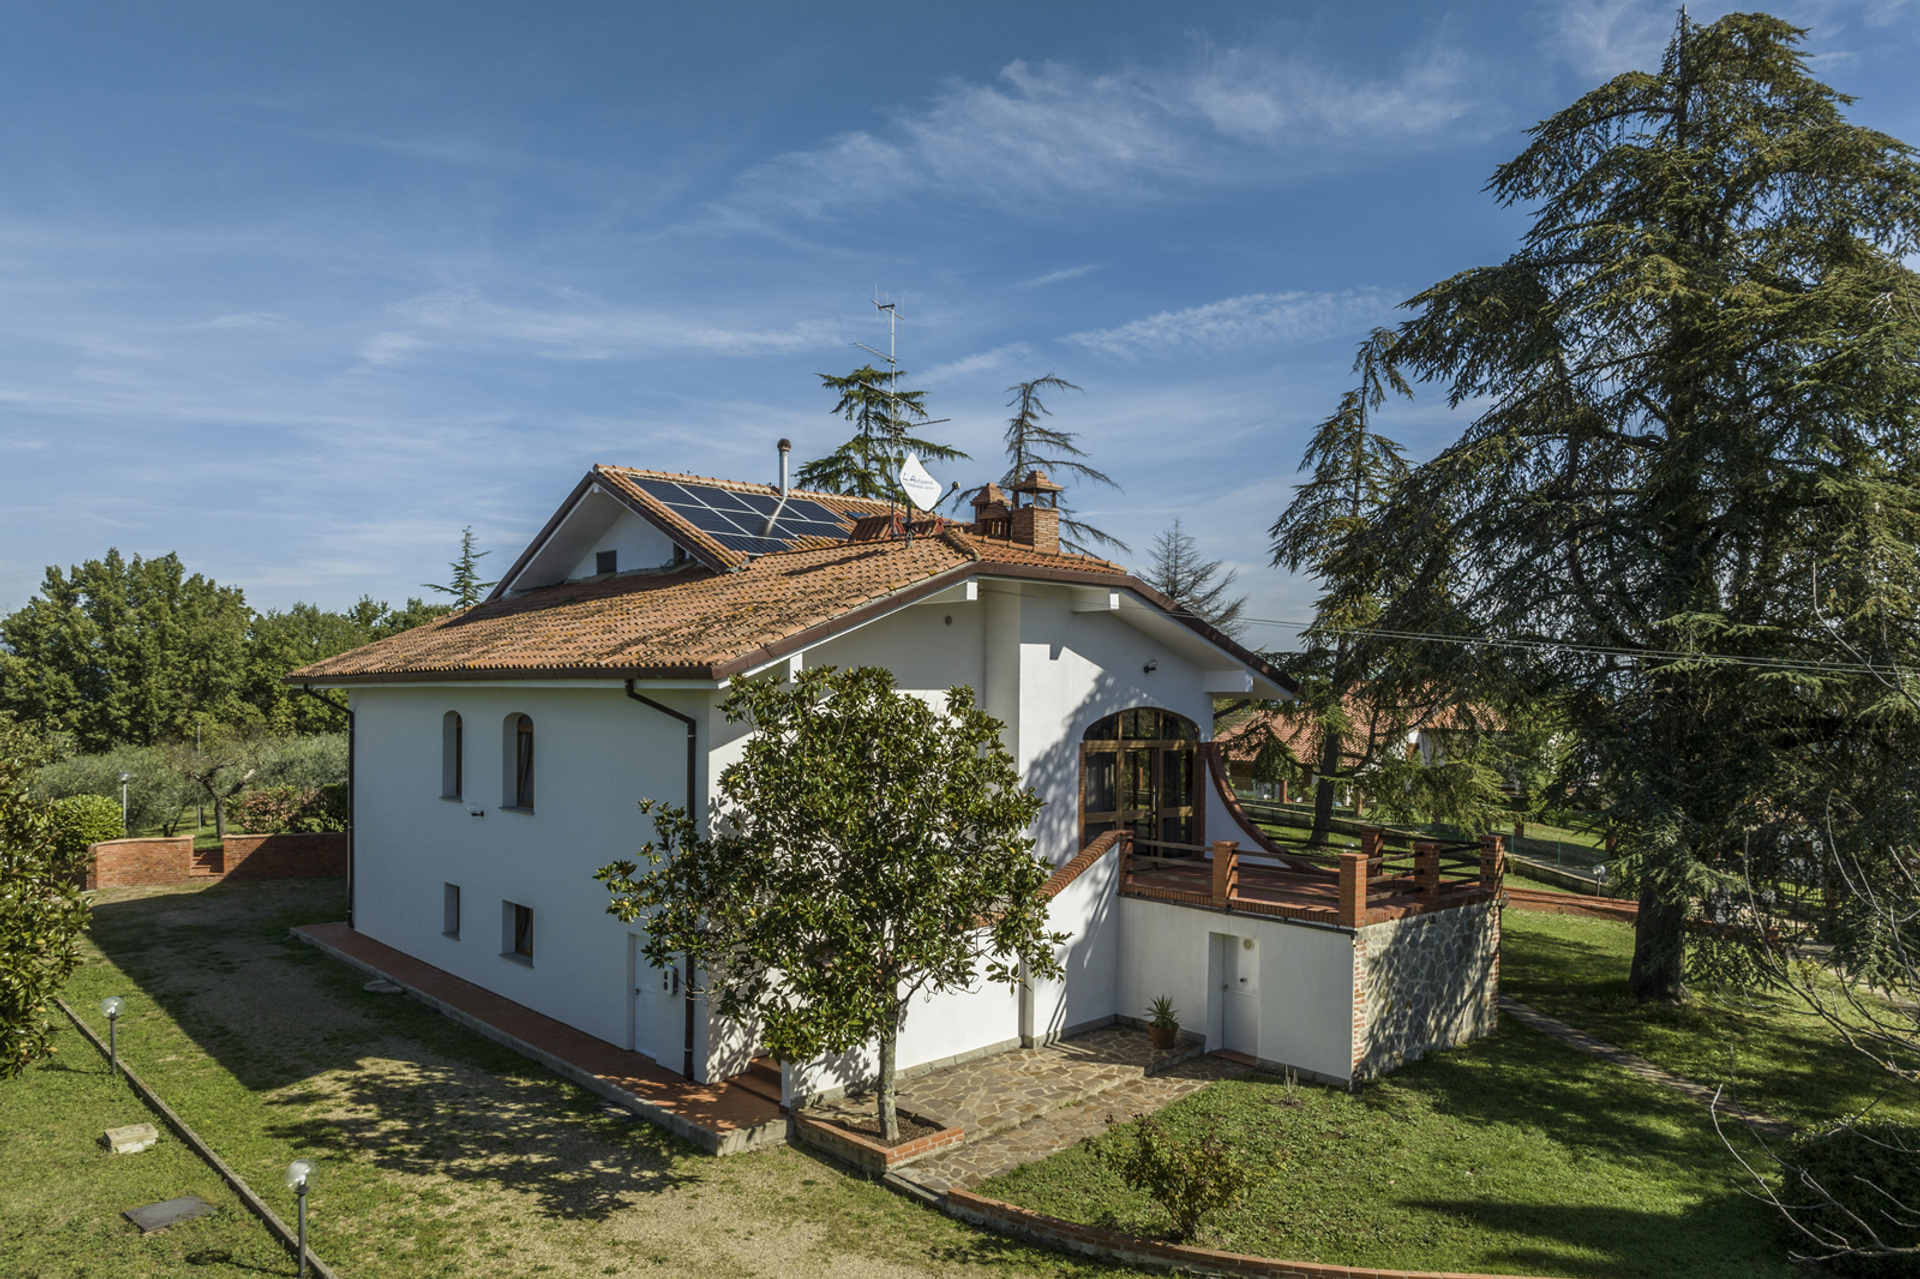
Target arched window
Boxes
[441,712,463,799]
[1081,708,1200,856]
[503,714,534,810]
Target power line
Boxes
[1226,614,1909,679]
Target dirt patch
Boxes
[817,1109,948,1148]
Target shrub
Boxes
[1781,1121,1920,1275]
[229,784,348,835]
[1,725,90,1078]
[44,793,124,869]
[1089,1112,1265,1241]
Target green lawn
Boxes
[1499,910,1919,1129]
[16,878,1121,1279]
[0,1018,289,1277]
[979,1024,1795,1277]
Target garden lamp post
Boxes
[99,996,125,1076]
[117,772,132,829]
[284,1159,314,1277]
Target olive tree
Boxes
[597,666,1065,1142]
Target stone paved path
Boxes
[894,1053,1246,1193]
[1499,996,1793,1137]
[805,1025,1201,1141]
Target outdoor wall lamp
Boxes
[285,1159,315,1277]
[1143,660,1158,674]
[99,996,125,1076]
[468,806,485,818]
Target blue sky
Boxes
[3,1,1916,651]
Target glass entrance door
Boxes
[1081,708,1202,857]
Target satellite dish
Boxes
[898,453,942,512]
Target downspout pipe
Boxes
[625,679,700,1081]
[298,685,354,929]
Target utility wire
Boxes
[1217,614,1911,679]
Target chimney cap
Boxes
[1011,470,1063,506]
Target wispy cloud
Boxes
[721,47,1490,223]
[920,342,1035,385]
[1546,0,1677,78]
[184,311,285,330]
[1021,263,1105,288]
[384,288,845,360]
[358,331,427,365]
[1063,290,1398,361]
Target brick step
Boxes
[748,1056,780,1088]
[729,1068,782,1107]
[189,849,224,876]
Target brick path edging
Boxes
[938,1187,1532,1279]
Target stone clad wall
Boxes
[1353,899,1499,1079]
[86,837,195,889]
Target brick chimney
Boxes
[1009,471,1063,553]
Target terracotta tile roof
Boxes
[290,527,1131,684]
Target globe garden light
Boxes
[100,996,125,1077]
[117,771,132,828]
[285,1160,315,1276]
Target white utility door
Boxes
[628,934,655,1057]
[630,936,685,1062]
[1223,936,1260,1057]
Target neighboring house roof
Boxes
[289,465,1298,692]
[1215,694,1496,768]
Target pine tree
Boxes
[424,527,496,609]
[797,365,967,501]
[998,374,1126,555]
[1142,519,1247,638]
[1340,13,1920,1001]
[1266,336,1508,844]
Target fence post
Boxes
[1480,834,1506,893]
[1360,825,1383,871]
[1414,840,1439,901]
[1338,850,1368,928]
[1211,840,1239,908]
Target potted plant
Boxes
[1146,996,1181,1050]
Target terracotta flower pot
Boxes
[1149,1024,1179,1050]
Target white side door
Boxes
[1223,936,1260,1057]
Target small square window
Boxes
[443,884,461,938]
[596,549,617,575]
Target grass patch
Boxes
[1500,910,1918,1129]
[0,1019,288,1277]
[23,878,1122,1278]
[979,1024,1796,1277]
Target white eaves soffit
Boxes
[739,574,1287,699]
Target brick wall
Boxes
[86,837,194,889]
[221,832,348,881]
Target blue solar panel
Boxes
[625,476,873,555]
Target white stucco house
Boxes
[292,453,1503,1117]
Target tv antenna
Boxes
[851,294,948,534]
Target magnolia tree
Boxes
[597,666,1066,1142]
